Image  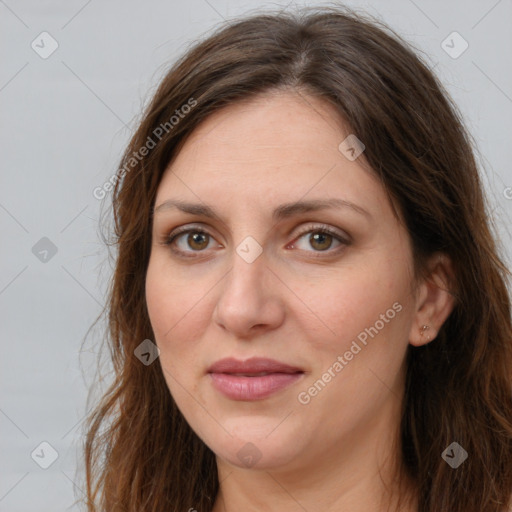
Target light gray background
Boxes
[1,0,511,510]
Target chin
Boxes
[207,423,304,471]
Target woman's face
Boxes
[146,90,421,472]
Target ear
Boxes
[408,252,456,347]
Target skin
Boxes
[145,89,455,512]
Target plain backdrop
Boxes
[1,0,511,510]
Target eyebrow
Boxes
[153,198,371,221]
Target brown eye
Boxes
[186,232,210,251]
[289,225,349,255]
[308,232,334,251]
[164,224,349,260]
[164,228,218,258]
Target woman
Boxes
[84,5,512,512]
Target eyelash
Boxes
[162,223,350,259]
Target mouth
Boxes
[207,357,305,401]
[207,356,303,374]
[225,372,283,377]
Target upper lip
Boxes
[208,357,303,374]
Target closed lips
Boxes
[207,357,304,375]
[229,372,285,376]
[208,358,305,401]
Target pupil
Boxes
[311,232,331,251]
[190,232,208,250]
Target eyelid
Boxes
[291,223,351,245]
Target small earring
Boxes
[420,324,431,341]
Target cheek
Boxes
[290,257,409,354]
[293,261,411,422]
[145,262,210,408]
[145,258,209,360]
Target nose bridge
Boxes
[224,212,268,287]
[224,208,283,293]
[223,244,267,304]
[213,239,284,335]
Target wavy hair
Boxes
[82,5,512,511]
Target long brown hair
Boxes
[81,5,512,511]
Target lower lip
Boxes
[209,372,304,400]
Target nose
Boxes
[212,251,285,339]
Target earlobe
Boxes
[408,253,456,347]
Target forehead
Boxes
[155,90,387,217]
[176,91,351,165]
